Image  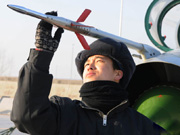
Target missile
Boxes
[7,4,161,60]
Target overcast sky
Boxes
[0,0,179,79]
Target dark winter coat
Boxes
[11,49,167,135]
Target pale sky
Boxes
[0,0,178,79]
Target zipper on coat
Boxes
[80,100,128,127]
[101,100,128,126]
[103,115,107,126]
[80,101,108,126]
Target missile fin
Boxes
[75,32,90,50]
[76,9,91,22]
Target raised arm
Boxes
[10,11,64,135]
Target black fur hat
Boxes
[75,38,136,89]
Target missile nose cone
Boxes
[7,4,17,9]
[7,4,13,9]
[7,4,25,14]
[7,4,47,19]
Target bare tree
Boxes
[0,49,13,76]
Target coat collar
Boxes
[79,99,129,116]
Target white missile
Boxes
[7,4,161,60]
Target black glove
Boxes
[35,11,64,52]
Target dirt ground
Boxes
[0,78,82,100]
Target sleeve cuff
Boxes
[27,48,54,71]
